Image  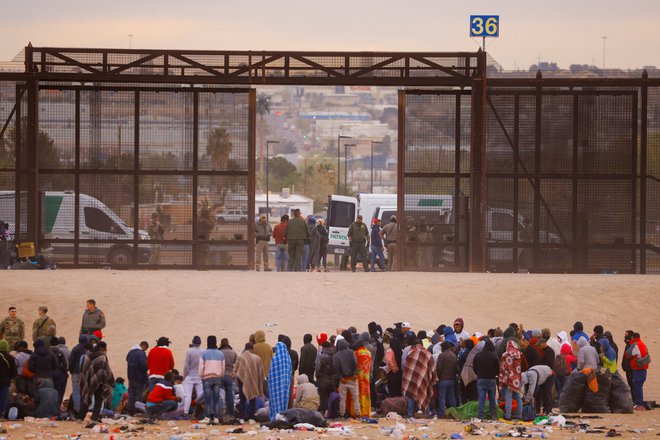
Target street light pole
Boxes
[370,140,382,193]
[344,143,356,195]
[266,140,279,220]
[337,135,351,193]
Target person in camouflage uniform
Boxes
[147,212,165,264]
[0,306,25,348]
[197,198,216,265]
[32,306,57,343]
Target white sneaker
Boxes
[199,417,211,424]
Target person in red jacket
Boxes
[624,332,651,410]
[148,337,175,391]
[146,371,181,421]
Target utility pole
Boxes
[602,36,607,70]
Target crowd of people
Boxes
[0,302,653,424]
[256,209,396,273]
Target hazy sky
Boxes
[2,1,659,70]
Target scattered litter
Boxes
[265,323,278,327]
[294,423,317,430]
[450,434,464,439]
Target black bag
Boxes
[581,369,612,413]
[559,371,587,413]
[609,372,634,414]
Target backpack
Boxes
[54,349,67,372]
[554,354,569,377]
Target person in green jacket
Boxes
[348,215,370,272]
[285,209,309,271]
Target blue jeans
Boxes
[71,373,81,412]
[555,375,567,399]
[370,245,386,271]
[0,385,8,418]
[148,399,178,420]
[437,379,456,417]
[405,396,417,418]
[631,369,647,405]
[477,378,498,420]
[221,375,235,416]
[503,386,522,419]
[302,244,310,270]
[203,377,223,418]
[275,245,288,272]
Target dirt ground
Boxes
[3,270,659,438]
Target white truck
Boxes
[326,193,453,258]
[0,191,150,265]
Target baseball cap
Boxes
[402,322,411,329]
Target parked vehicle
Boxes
[0,191,150,265]
[216,209,248,224]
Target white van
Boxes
[0,191,150,265]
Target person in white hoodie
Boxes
[182,336,204,415]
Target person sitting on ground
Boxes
[146,371,181,422]
[294,373,320,410]
[33,378,60,418]
[111,377,127,411]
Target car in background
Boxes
[216,209,248,224]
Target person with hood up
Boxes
[126,341,148,416]
[33,378,59,418]
[148,337,175,391]
[199,335,225,425]
[234,343,264,420]
[497,324,521,358]
[354,332,373,417]
[473,339,499,420]
[499,340,523,420]
[402,339,437,418]
[443,326,458,349]
[333,339,360,418]
[252,330,273,381]
[0,339,18,417]
[521,364,554,415]
[299,334,317,384]
[315,341,337,414]
[27,339,57,379]
[453,319,470,342]
[268,341,292,421]
[183,336,203,415]
[572,322,589,343]
[576,337,599,371]
[294,373,320,410]
[69,334,89,415]
[554,343,577,398]
[457,338,477,403]
[49,336,68,404]
[80,341,115,422]
[599,338,617,374]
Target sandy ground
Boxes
[3,270,660,438]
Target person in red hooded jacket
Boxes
[624,332,650,410]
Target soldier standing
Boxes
[147,212,165,264]
[254,214,273,271]
[347,215,370,273]
[32,306,57,343]
[197,199,216,266]
[0,306,25,348]
[80,299,106,335]
[380,215,399,271]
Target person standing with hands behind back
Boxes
[285,209,309,272]
[348,215,369,272]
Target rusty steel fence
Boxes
[1,45,659,272]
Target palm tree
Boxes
[256,93,271,188]
[207,127,233,170]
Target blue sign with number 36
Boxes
[470,15,499,38]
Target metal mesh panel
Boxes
[199,92,249,171]
[541,94,573,174]
[0,81,17,169]
[647,87,660,273]
[39,174,75,264]
[38,89,75,169]
[80,90,135,169]
[140,91,193,170]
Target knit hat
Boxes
[316,333,328,346]
[93,330,104,340]
[191,336,201,346]
[454,318,464,327]
[97,341,107,350]
[207,335,217,349]
[0,339,9,352]
[58,336,66,345]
